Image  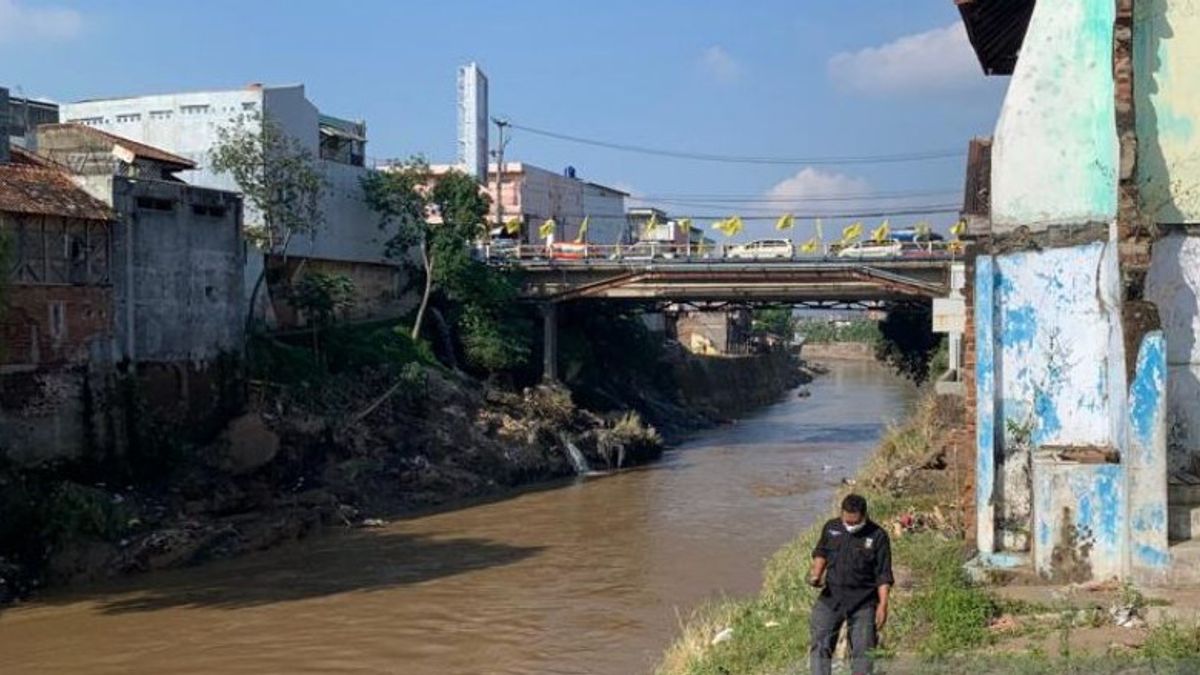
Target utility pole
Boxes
[491,117,510,240]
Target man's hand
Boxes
[875,602,888,630]
[809,556,827,588]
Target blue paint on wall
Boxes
[1002,305,1038,347]
[1130,334,1166,448]
[975,256,996,551]
[1136,543,1171,569]
[1095,466,1122,546]
[1033,390,1062,445]
[1132,503,1166,533]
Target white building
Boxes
[436,162,627,244]
[61,84,405,325]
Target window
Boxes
[116,113,141,123]
[180,104,210,115]
[149,110,173,121]
[191,204,227,218]
[68,116,104,126]
[136,196,175,211]
[48,302,66,342]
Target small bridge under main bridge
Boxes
[495,256,965,382]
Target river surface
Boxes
[0,361,914,675]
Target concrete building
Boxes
[956,0,1200,584]
[60,84,404,326]
[473,162,628,244]
[671,308,751,355]
[5,90,58,150]
[628,207,714,252]
[36,124,245,363]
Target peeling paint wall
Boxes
[1135,0,1200,223]
[1033,460,1125,580]
[1128,332,1171,579]
[991,0,1118,230]
[1146,233,1200,471]
[976,241,1128,561]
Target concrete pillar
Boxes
[974,255,996,555]
[542,303,558,382]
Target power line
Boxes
[630,188,960,202]
[658,204,962,221]
[635,190,961,206]
[507,122,965,166]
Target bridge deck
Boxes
[507,258,953,303]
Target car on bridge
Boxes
[836,239,904,259]
[726,239,795,259]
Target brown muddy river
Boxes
[0,360,913,674]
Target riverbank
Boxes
[0,347,803,603]
[657,392,1200,674]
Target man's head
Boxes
[841,494,868,530]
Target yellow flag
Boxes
[915,221,931,238]
[714,216,744,237]
[539,218,556,239]
[775,213,795,231]
[800,237,819,254]
[950,219,966,238]
[575,216,590,243]
[678,217,693,232]
[644,213,660,238]
[841,221,863,244]
[871,220,890,244]
[504,217,522,235]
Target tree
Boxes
[290,272,356,359]
[752,307,795,339]
[360,159,490,341]
[211,113,326,330]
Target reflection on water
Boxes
[0,360,914,675]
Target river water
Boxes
[0,361,913,675]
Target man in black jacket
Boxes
[808,494,893,675]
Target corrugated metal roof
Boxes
[0,147,114,220]
[956,0,1036,76]
[39,123,197,169]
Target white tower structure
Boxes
[457,62,489,182]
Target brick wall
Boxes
[1,284,112,368]
[959,256,978,540]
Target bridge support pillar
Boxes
[542,303,559,382]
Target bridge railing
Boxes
[474,239,965,265]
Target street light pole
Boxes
[491,117,510,240]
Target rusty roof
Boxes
[39,123,197,170]
[0,147,114,221]
[956,0,1036,76]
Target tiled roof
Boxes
[39,123,197,169]
[0,147,114,221]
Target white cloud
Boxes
[0,0,83,44]
[828,22,980,95]
[765,167,871,212]
[699,45,742,84]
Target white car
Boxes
[726,239,795,259]
[836,240,903,259]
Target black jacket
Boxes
[811,518,894,612]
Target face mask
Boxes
[843,521,865,534]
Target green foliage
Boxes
[1142,622,1200,660]
[459,303,532,372]
[290,272,356,328]
[751,308,795,338]
[875,304,943,385]
[211,113,326,254]
[247,322,438,385]
[795,318,881,344]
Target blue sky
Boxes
[3,0,1009,238]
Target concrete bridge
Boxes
[494,256,963,381]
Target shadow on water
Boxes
[31,529,544,615]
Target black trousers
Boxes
[809,599,877,675]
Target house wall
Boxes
[1146,232,1200,472]
[581,184,628,245]
[1135,0,1200,223]
[97,176,245,362]
[990,0,1118,231]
